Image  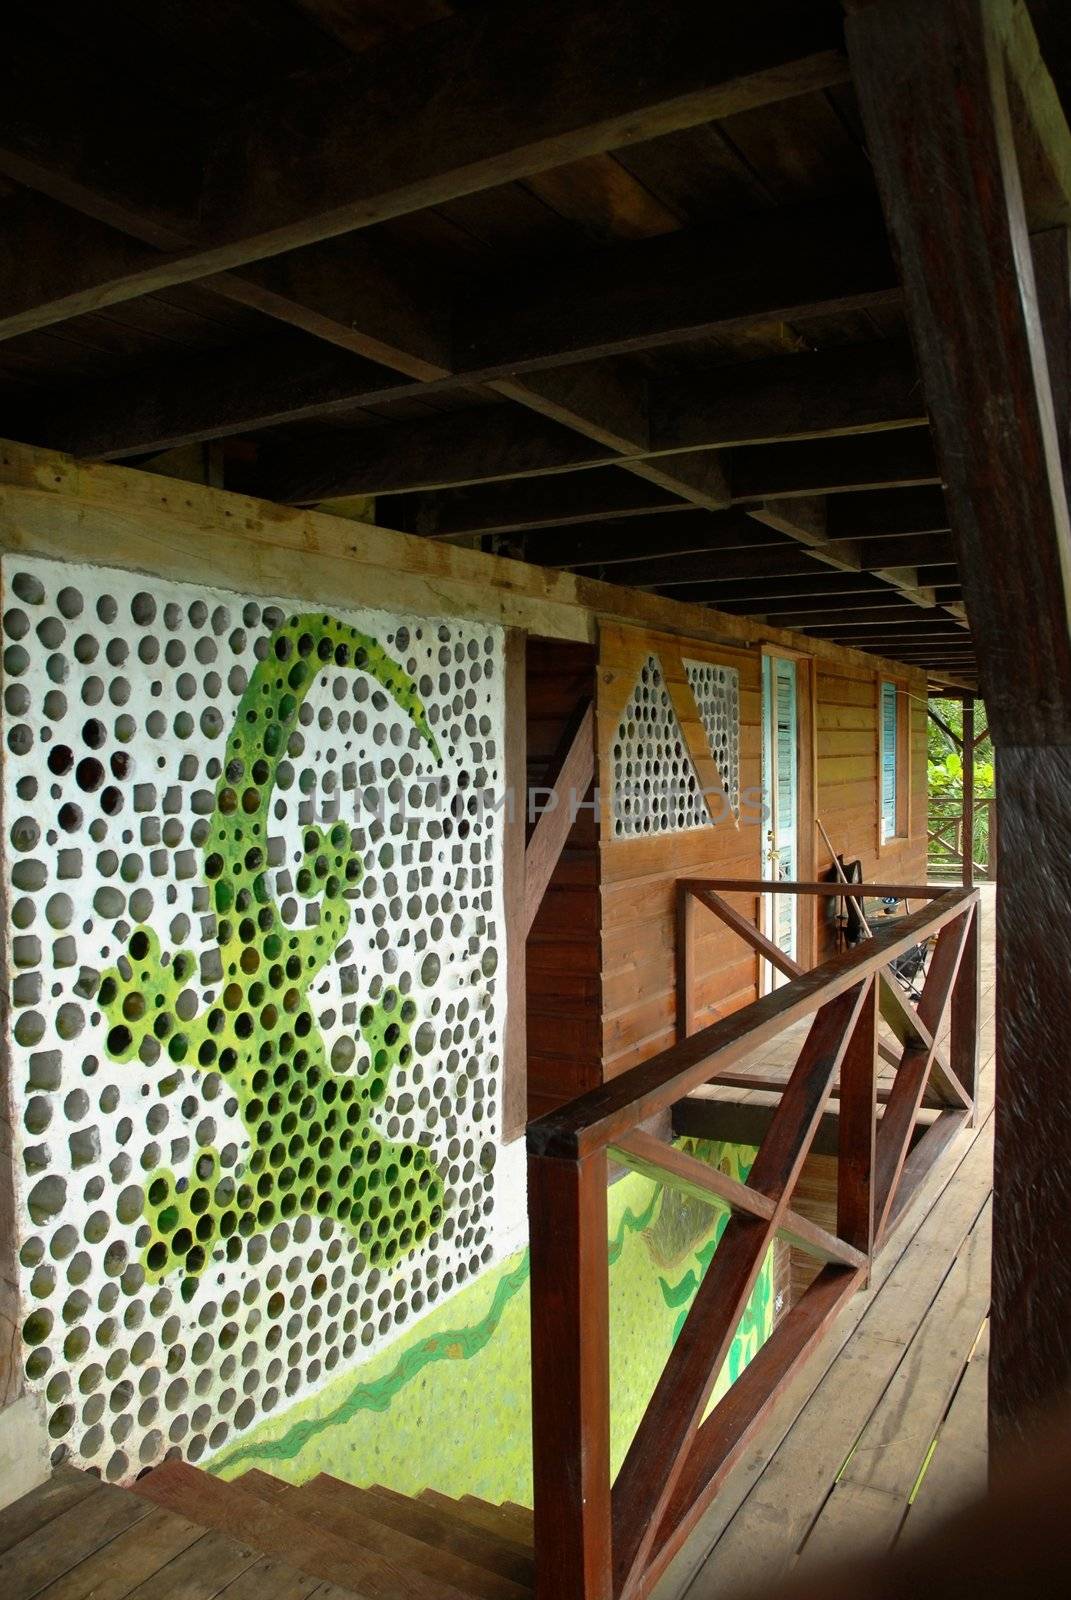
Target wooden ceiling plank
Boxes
[517,511,774,570]
[454,200,897,375]
[649,339,926,451]
[24,208,906,470]
[0,1,852,334]
[825,484,950,538]
[732,429,940,501]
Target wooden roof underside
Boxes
[4,1,1069,691]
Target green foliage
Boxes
[926,698,994,797]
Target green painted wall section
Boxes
[209,1139,773,1502]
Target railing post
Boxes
[529,1149,612,1600]
[950,901,981,1122]
[676,884,696,1040]
[836,975,878,1280]
[962,694,975,889]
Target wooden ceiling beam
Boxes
[744,593,924,619]
[598,547,840,587]
[0,13,199,245]
[746,490,944,613]
[516,512,773,570]
[454,201,898,375]
[732,429,940,501]
[824,484,951,539]
[754,607,945,631]
[859,533,956,568]
[26,216,907,473]
[238,340,926,504]
[693,574,894,603]
[800,621,974,639]
[382,467,694,538]
[0,1,851,338]
[379,431,942,541]
[649,340,925,452]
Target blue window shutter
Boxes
[881,681,898,840]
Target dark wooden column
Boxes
[961,694,975,890]
[848,0,1071,1453]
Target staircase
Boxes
[0,1462,532,1600]
[132,1462,534,1599]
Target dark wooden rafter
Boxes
[847,0,1071,1454]
[0,0,978,677]
[377,431,941,540]
[519,510,783,571]
[0,1,853,335]
[20,233,912,473]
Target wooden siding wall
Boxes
[526,639,602,1117]
[814,662,928,959]
[599,623,763,1081]
[598,626,928,1082]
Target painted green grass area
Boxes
[209,1140,773,1502]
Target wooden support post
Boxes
[847,0,1071,1456]
[529,1151,612,1600]
[950,904,980,1122]
[836,976,878,1276]
[962,693,975,888]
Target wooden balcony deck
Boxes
[654,883,996,1599]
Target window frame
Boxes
[878,676,911,846]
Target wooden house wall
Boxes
[0,441,931,1111]
[814,661,928,959]
[599,627,928,1081]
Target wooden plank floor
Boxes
[655,883,996,1600]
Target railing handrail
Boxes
[527,884,977,1162]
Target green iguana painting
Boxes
[98,613,445,1290]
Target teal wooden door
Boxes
[761,655,799,986]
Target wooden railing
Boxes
[527,880,980,1600]
[928,795,997,881]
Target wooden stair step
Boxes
[26,1503,205,1600]
[131,1461,467,1600]
[369,1488,532,1583]
[461,1500,532,1549]
[424,1493,532,1552]
[277,1477,530,1600]
[0,1477,152,1598]
[206,1552,360,1600]
[233,1470,291,1501]
[119,1526,264,1600]
[0,1468,100,1558]
[500,1506,533,1542]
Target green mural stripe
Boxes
[213,1185,664,1474]
[213,1255,532,1472]
[608,1188,661,1265]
